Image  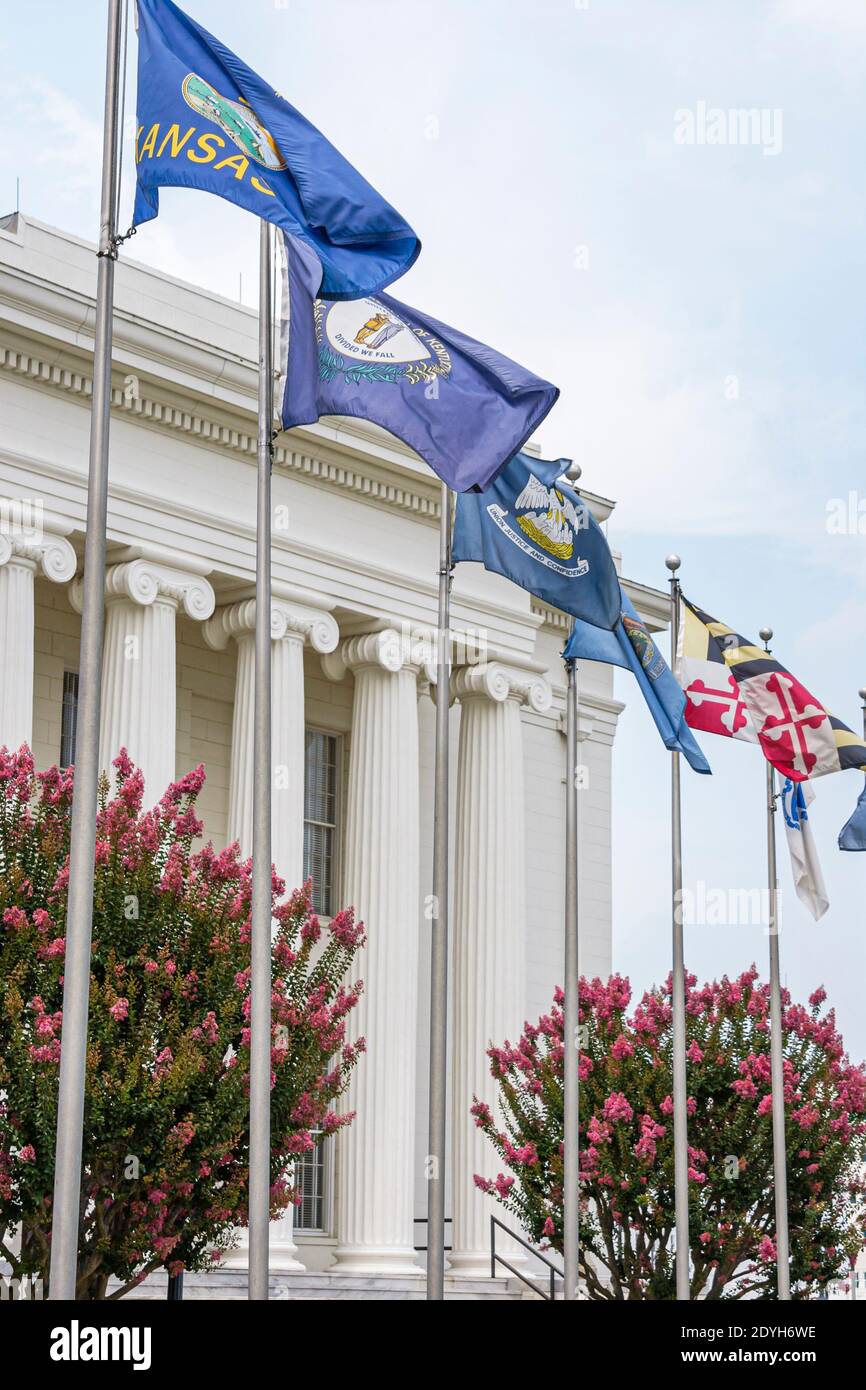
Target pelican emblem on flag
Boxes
[181,73,287,171]
[481,472,591,578]
[513,473,585,561]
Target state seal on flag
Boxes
[315,298,452,387]
[181,73,287,171]
[484,472,590,578]
[622,614,666,681]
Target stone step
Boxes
[121,1268,542,1301]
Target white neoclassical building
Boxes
[0,213,669,1298]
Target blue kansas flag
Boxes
[133,0,420,299]
[452,452,621,629]
[280,234,558,491]
[839,784,866,851]
[564,588,711,774]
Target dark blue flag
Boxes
[280,234,558,491]
[133,0,420,299]
[564,588,711,774]
[452,452,621,629]
[839,784,866,851]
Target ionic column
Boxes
[94,559,214,797]
[0,521,76,751]
[322,629,422,1273]
[204,598,339,882]
[204,596,338,1272]
[449,661,552,1276]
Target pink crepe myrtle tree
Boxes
[0,746,364,1299]
[473,970,866,1299]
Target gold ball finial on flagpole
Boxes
[565,461,582,484]
[665,553,681,574]
[759,626,773,651]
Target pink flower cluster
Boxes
[0,744,368,1293]
[472,961,866,1298]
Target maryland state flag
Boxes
[677,596,866,783]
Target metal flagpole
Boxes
[665,554,690,1301]
[563,650,580,1300]
[562,460,582,1302]
[760,626,791,1300]
[426,481,452,1301]
[248,219,274,1301]
[853,687,866,1307]
[49,0,123,1302]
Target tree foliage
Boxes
[0,747,364,1299]
[474,970,866,1299]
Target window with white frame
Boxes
[294,1130,331,1235]
[303,729,341,918]
[296,729,342,1234]
[60,671,79,769]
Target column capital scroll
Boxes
[202,598,338,654]
[451,661,552,714]
[71,559,215,621]
[0,530,76,586]
[321,627,420,683]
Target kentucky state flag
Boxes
[678,596,866,783]
[563,588,711,774]
[279,234,558,492]
[452,453,620,629]
[133,0,419,299]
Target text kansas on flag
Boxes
[280,235,558,493]
[678,596,866,782]
[133,0,420,299]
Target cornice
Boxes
[0,339,445,525]
[532,577,671,637]
[621,577,671,633]
[531,600,572,633]
[1,214,623,549]
[0,441,546,664]
[0,228,256,404]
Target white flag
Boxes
[781,779,829,921]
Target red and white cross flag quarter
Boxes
[676,595,866,783]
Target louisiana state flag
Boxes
[133,0,420,299]
[678,596,866,783]
[452,452,621,628]
[279,234,558,492]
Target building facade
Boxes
[0,214,666,1290]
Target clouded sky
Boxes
[3,0,866,1052]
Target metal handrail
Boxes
[490,1215,563,1301]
